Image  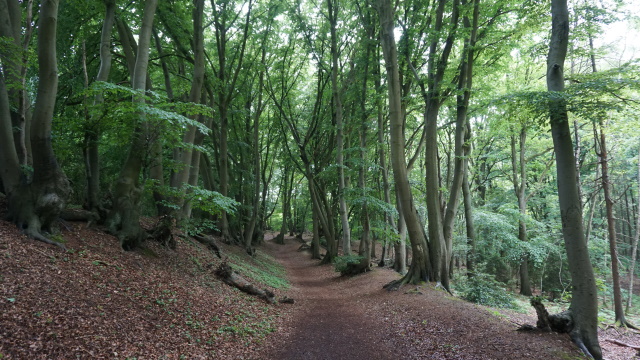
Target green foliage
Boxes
[333,255,365,274]
[457,273,518,309]
[180,218,218,237]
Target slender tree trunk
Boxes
[106,0,158,250]
[547,0,601,357]
[462,156,475,276]
[627,150,640,313]
[511,129,532,296]
[0,0,70,247]
[598,125,627,325]
[377,0,431,285]
[169,0,206,219]
[84,0,115,215]
[328,0,351,256]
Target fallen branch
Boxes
[193,234,222,258]
[605,338,640,350]
[214,261,275,304]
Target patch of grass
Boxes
[226,252,289,289]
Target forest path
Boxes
[261,236,396,360]
[260,235,585,360]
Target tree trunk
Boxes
[328,0,351,256]
[547,0,601,357]
[0,0,70,247]
[627,150,640,313]
[377,0,431,286]
[84,0,115,215]
[105,0,158,250]
[598,125,627,325]
[462,156,476,277]
[511,129,532,296]
[169,0,206,219]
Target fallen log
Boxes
[193,234,222,258]
[214,261,276,304]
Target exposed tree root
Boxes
[613,319,640,331]
[149,215,176,249]
[297,242,311,252]
[214,261,276,304]
[383,279,404,292]
[529,298,602,359]
[24,228,66,251]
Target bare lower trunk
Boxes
[598,125,626,325]
[547,0,601,357]
[627,151,640,313]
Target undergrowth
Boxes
[226,252,289,290]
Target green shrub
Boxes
[459,273,517,309]
[333,255,364,274]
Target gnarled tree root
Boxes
[24,228,66,251]
[529,298,601,359]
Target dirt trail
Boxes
[262,237,396,360]
[261,236,585,360]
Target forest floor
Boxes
[1,209,639,359]
[262,235,584,360]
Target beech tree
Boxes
[0,0,70,247]
[547,0,601,356]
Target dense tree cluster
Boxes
[2,0,639,358]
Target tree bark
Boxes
[627,150,640,313]
[0,0,70,247]
[106,0,158,250]
[328,0,351,256]
[547,0,602,357]
[169,0,206,218]
[377,0,431,286]
[511,129,532,296]
[598,125,627,325]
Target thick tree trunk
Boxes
[105,0,158,250]
[378,0,431,286]
[0,0,70,247]
[547,0,601,357]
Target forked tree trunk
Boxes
[105,0,158,250]
[377,0,431,286]
[547,0,602,357]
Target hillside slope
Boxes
[0,217,289,359]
